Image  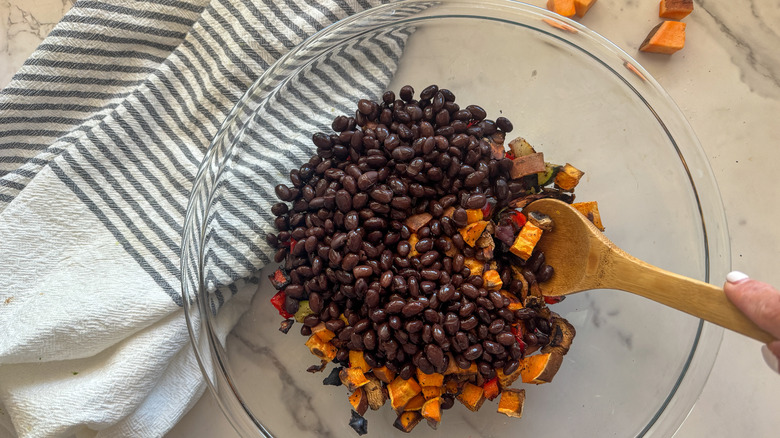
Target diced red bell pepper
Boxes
[481,198,495,218]
[269,268,291,290]
[505,151,515,160]
[270,290,293,318]
[482,377,500,400]
[510,325,526,353]
[289,239,297,252]
[511,211,527,227]
[544,296,565,305]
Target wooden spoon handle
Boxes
[607,252,775,344]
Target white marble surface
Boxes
[2,0,779,437]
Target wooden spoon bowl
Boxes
[527,198,774,343]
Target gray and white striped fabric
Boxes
[0,1,417,436]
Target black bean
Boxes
[402,301,425,317]
[465,193,487,209]
[463,344,483,361]
[399,85,414,102]
[537,265,555,283]
[496,116,513,132]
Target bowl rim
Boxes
[181,1,729,436]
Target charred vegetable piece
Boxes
[349,410,368,436]
[572,201,605,231]
[508,137,536,158]
[363,374,387,410]
[519,352,565,384]
[278,319,294,334]
[510,153,546,179]
[323,367,343,386]
[307,361,328,373]
[527,211,553,232]
[393,411,423,433]
[340,367,371,392]
[510,221,543,260]
[541,315,577,355]
[268,268,291,290]
[497,388,526,418]
[350,387,369,416]
[554,163,585,191]
[537,162,562,187]
[456,382,486,412]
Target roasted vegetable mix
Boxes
[265,85,602,433]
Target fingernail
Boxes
[726,271,749,284]
[762,345,779,374]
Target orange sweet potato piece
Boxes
[463,257,484,276]
[388,376,422,412]
[340,367,370,391]
[546,0,576,17]
[444,378,462,395]
[510,221,543,260]
[305,334,337,362]
[393,411,423,433]
[349,350,371,373]
[497,388,526,418]
[554,163,585,191]
[572,201,605,231]
[482,270,503,290]
[416,369,444,387]
[519,352,565,384]
[349,387,369,416]
[372,366,396,384]
[466,209,483,224]
[311,323,335,342]
[408,233,420,257]
[497,364,523,389]
[659,0,693,19]
[574,0,597,17]
[459,220,489,247]
[421,397,442,428]
[422,386,442,400]
[510,152,546,179]
[640,21,686,54]
[404,394,426,412]
[456,382,486,412]
[405,213,432,233]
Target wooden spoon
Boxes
[526,198,774,343]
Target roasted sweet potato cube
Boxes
[572,201,605,231]
[349,387,369,416]
[305,334,337,362]
[456,382,485,412]
[466,209,483,224]
[459,220,489,247]
[416,369,444,387]
[497,388,526,418]
[482,270,503,290]
[372,366,396,384]
[463,257,484,276]
[349,350,371,373]
[422,386,442,400]
[496,365,523,389]
[421,397,442,429]
[443,378,462,395]
[405,213,433,232]
[574,0,597,17]
[554,163,584,191]
[640,21,686,54]
[311,323,335,342]
[659,0,693,19]
[340,367,370,391]
[510,153,546,179]
[404,394,426,412]
[388,376,422,412]
[510,222,543,260]
[519,352,565,384]
[546,0,576,17]
[363,373,387,410]
[393,411,423,433]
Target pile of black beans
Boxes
[266,85,554,380]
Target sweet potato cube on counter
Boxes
[466,209,483,224]
[546,0,576,18]
[349,387,369,416]
[497,388,526,418]
[405,213,432,233]
[509,152,546,179]
[519,352,564,384]
[372,366,396,384]
[421,397,442,428]
[456,382,485,412]
[554,163,585,191]
[482,270,503,290]
[393,411,423,433]
[422,386,442,400]
[640,21,686,54]
[574,0,597,17]
[340,367,370,391]
[460,220,489,247]
[416,369,444,387]
[388,376,422,412]
[349,350,371,373]
[659,0,693,19]
[572,201,605,231]
[510,222,543,260]
[305,334,337,362]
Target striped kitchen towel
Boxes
[0,1,421,436]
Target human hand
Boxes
[724,271,780,373]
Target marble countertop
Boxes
[3,0,779,437]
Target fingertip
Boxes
[762,343,780,374]
[726,271,750,284]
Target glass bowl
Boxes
[181,1,729,437]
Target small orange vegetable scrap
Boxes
[466,209,483,224]
[393,411,423,433]
[572,201,605,231]
[456,382,486,412]
[554,163,584,191]
[422,386,442,400]
[416,369,444,387]
[640,21,686,54]
[509,152,546,179]
[546,0,576,18]
[304,334,337,362]
[349,350,371,373]
[659,0,693,19]
[459,220,489,247]
[340,367,370,391]
[405,213,432,233]
[482,270,503,290]
[510,221,543,261]
[408,233,420,257]
[349,387,369,416]
[519,352,565,384]
[497,388,526,418]
[463,257,484,276]
[403,394,426,412]
[388,376,422,412]
[574,0,597,17]
[421,397,442,428]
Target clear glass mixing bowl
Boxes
[181,1,729,436]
